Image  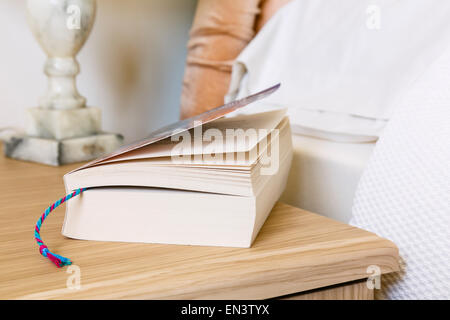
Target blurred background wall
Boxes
[0,0,197,143]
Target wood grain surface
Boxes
[281,280,374,300]
[0,147,399,299]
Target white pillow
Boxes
[226,0,450,142]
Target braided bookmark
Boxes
[35,188,86,268]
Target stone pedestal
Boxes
[4,107,123,166]
[26,107,102,140]
[4,132,123,166]
[5,106,123,166]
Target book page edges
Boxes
[63,117,290,196]
[85,109,287,167]
[67,84,281,175]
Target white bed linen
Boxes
[280,134,374,222]
[226,0,450,141]
[350,40,450,300]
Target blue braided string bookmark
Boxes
[34,188,86,268]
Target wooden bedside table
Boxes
[0,147,399,299]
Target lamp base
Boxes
[26,107,102,140]
[3,133,123,166]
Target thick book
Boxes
[62,84,293,247]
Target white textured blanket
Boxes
[350,44,450,300]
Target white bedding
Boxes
[226,0,450,142]
[280,134,374,223]
[221,0,450,300]
[350,41,450,300]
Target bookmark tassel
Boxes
[34,188,86,268]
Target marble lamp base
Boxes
[26,107,102,140]
[4,133,123,166]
